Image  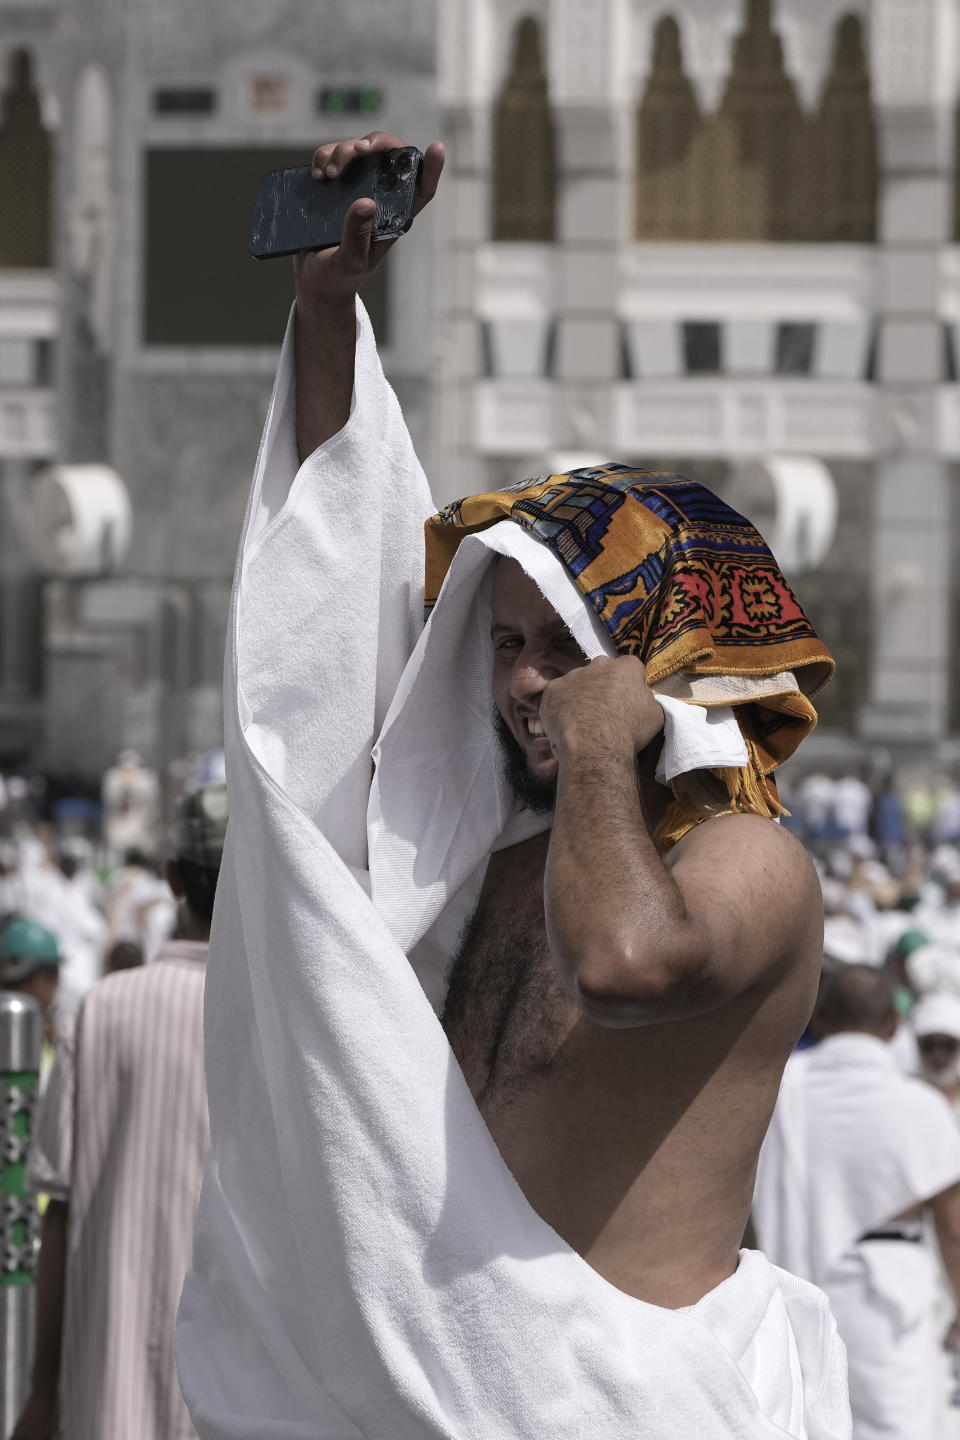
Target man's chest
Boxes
[441,835,580,1110]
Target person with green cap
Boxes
[12,783,227,1440]
[0,916,62,1049]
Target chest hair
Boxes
[441,852,577,1112]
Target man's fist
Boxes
[293,132,445,310]
[539,655,664,763]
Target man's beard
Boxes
[494,709,556,815]
[922,1058,960,1093]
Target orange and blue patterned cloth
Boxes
[425,464,834,829]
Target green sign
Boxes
[1,1071,38,1286]
[318,86,382,117]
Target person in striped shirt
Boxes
[13,783,227,1440]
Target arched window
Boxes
[0,50,52,267]
[634,18,702,240]
[816,14,875,240]
[492,16,556,242]
[634,12,766,241]
[715,0,811,241]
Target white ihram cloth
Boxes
[754,1034,960,1440]
[176,301,850,1440]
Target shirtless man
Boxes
[295,131,824,1313]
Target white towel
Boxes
[368,516,749,978]
[177,300,851,1440]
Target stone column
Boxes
[861,0,957,743]
[0,461,38,700]
[433,0,493,505]
[550,0,625,459]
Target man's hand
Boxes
[945,1312,960,1352]
[539,656,664,764]
[293,132,445,313]
[293,131,444,461]
[11,1391,57,1440]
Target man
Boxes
[914,991,960,1115]
[754,964,960,1440]
[177,134,848,1438]
[101,748,160,861]
[13,783,227,1440]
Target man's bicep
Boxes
[669,816,821,1005]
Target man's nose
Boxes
[510,659,550,705]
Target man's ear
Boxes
[165,859,185,899]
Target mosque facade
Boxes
[434,0,960,749]
[0,0,959,780]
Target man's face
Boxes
[490,557,589,808]
[918,1031,960,1091]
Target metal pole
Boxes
[0,994,42,1437]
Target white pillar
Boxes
[860,0,957,743]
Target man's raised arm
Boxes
[540,657,822,1026]
[293,132,444,463]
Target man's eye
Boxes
[495,636,522,652]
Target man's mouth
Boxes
[522,715,547,741]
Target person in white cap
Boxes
[914,992,960,1117]
[906,936,960,1000]
[755,964,960,1440]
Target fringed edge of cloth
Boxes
[655,737,788,852]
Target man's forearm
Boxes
[294,295,357,464]
[545,747,689,1017]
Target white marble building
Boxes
[433,0,960,745]
[3,0,960,777]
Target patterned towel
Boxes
[425,464,834,841]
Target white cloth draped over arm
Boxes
[177,301,851,1440]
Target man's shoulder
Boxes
[671,812,819,900]
[664,812,821,1006]
[84,950,204,1017]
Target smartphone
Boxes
[248,146,423,260]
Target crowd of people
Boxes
[779,765,960,1069]
[766,765,960,1438]
[0,750,226,1039]
[0,756,228,1440]
[9,751,960,1437]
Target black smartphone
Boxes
[248,146,423,260]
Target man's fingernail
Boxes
[356,138,371,149]
[325,163,338,177]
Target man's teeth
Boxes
[527,718,545,737]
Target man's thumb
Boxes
[340,198,377,274]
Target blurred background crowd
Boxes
[0,750,222,1046]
